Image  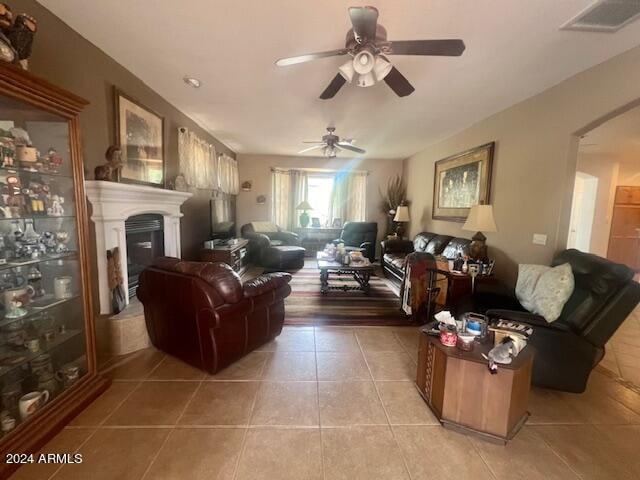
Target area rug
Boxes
[284,261,411,326]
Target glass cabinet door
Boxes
[0,94,87,436]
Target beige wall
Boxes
[237,154,402,254]
[25,0,235,262]
[403,45,640,285]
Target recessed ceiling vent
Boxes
[561,0,640,32]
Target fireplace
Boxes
[125,214,165,298]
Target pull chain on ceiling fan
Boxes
[276,5,465,99]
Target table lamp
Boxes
[462,204,497,260]
[393,204,410,239]
[296,200,313,228]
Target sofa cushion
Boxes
[383,253,408,271]
[251,221,278,233]
[413,232,437,252]
[425,235,453,255]
[442,237,472,259]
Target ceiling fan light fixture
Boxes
[356,71,375,88]
[352,49,375,75]
[338,60,355,83]
[373,56,392,81]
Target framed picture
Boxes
[311,217,321,228]
[332,218,343,228]
[115,88,164,186]
[432,142,494,221]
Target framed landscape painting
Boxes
[115,88,165,186]
[432,142,494,221]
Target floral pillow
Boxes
[515,263,574,322]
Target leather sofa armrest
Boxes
[243,272,292,298]
[332,238,344,245]
[381,238,414,255]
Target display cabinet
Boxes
[0,64,108,476]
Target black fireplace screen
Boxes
[125,214,165,298]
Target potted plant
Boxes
[379,175,407,237]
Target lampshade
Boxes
[393,205,410,222]
[356,71,375,88]
[338,60,355,83]
[296,200,313,211]
[373,56,392,81]
[463,205,498,232]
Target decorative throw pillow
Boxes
[515,263,575,323]
[515,264,548,312]
[251,221,278,233]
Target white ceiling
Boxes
[39,0,640,159]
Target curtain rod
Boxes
[270,167,369,175]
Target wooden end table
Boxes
[416,330,534,444]
[316,252,376,294]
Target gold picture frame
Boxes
[115,88,165,187]
[432,142,494,221]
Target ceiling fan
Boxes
[275,5,465,99]
[299,126,366,158]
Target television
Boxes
[210,192,236,239]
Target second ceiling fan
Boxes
[299,126,365,158]
[276,5,465,99]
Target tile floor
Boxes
[11,325,640,480]
[601,306,640,386]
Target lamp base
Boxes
[469,231,487,261]
[299,211,310,228]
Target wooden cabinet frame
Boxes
[0,64,109,478]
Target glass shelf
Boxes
[0,165,71,179]
[0,251,76,272]
[0,328,82,377]
[0,294,80,329]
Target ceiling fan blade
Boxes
[384,67,415,97]
[337,143,366,154]
[275,48,349,67]
[298,144,325,154]
[319,74,347,100]
[349,6,378,43]
[302,141,325,144]
[387,39,466,56]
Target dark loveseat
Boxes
[137,257,292,374]
[467,249,640,393]
[334,221,378,261]
[381,232,471,284]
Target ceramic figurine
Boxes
[5,298,27,319]
[174,174,187,191]
[94,145,122,182]
[6,13,36,62]
[46,147,62,172]
[47,194,64,216]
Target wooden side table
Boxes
[415,331,534,444]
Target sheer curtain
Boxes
[178,128,217,189]
[217,153,239,194]
[271,169,308,230]
[329,171,367,223]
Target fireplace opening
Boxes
[125,214,165,298]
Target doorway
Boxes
[567,172,598,252]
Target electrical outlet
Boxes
[532,234,547,246]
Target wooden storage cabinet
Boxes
[0,65,109,477]
[416,332,533,443]
[201,238,249,276]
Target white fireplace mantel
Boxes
[85,181,192,314]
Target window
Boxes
[307,174,334,227]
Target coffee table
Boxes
[316,252,376,294]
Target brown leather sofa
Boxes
[137,257,292,374]
[381,232,471,284]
